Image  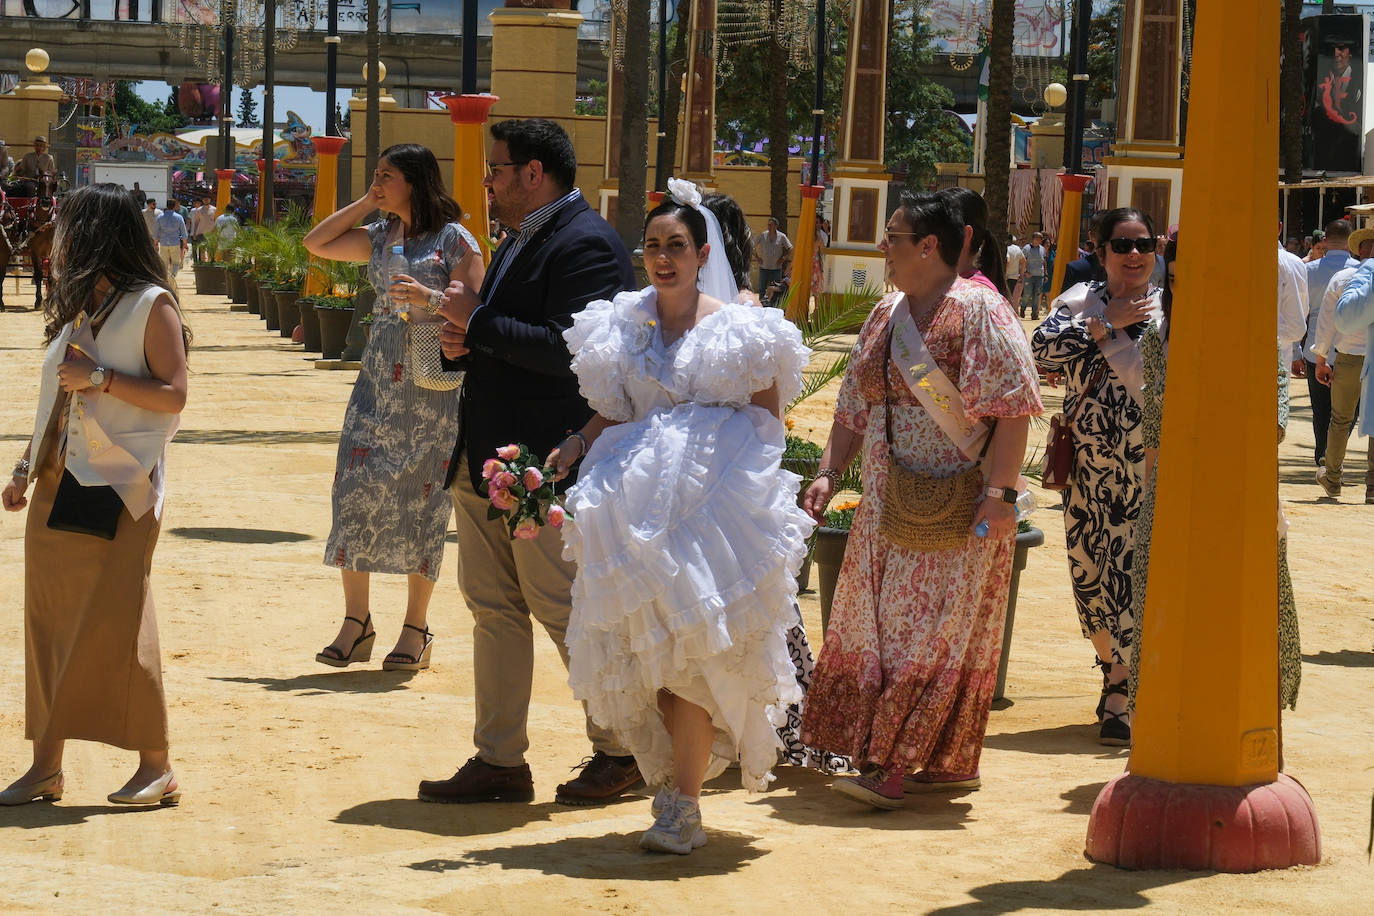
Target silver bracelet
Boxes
[816,467,842,485]
[12,456,30,479]
[565,431,588,458]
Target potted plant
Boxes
[308,258,369,358]
[192,229,227,296]
[813,496,859,635]
[781,431,822,590]
[314,296,355,359]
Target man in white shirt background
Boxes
[190,197,218,261]
[1005,237,1025,317]
[1314,226,1372,501]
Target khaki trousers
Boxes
[1324,351,1372,488]
[450,456,624,767]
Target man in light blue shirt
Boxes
[154,198,190,279]
[1303,219,1358,467]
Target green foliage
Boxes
[822,501,859,531]
[237,89,261,128]
[109,81,188,136]
[712,4,847,167]
[885,12,972,187]
[575,79,609,117]
[783,435,822,460]
[1085,0,1123,105]
[780,284,884,413]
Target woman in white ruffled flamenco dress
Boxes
[549,181,814,855]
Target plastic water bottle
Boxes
[975,489,1037,538]
[387,244,410,317]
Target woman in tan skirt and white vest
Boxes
[1,184,190,807]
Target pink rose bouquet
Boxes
[480,442,570,540]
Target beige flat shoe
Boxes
[0,770,63,806]
[108,770,181,806]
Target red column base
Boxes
[1086,773,1320,872]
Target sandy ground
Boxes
[0,271,1371,915]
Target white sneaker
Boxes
[639,789,706,855]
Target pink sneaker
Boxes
[902,771,981,794]
[831,768,905,810]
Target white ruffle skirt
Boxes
[562,403,812,791]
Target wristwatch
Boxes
[984,485,1018,505]
[427,289,444,311]
[88,366,107,390]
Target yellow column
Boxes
[786,184,824,321]
[215,168,235,215]
[1084,0,1318,873]
[254,158,267,224]
[442,94,500,265]
[1050,175,1091,298]
[304,136,348,297]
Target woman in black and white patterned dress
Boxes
[304,144,484,671]
[1030,208,1161,747]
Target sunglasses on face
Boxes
[1105,237,1155,255]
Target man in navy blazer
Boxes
[425,118,640,806]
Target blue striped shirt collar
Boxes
[512,188,582,239]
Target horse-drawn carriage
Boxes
[0,174,59,311]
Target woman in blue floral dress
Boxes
[304,143,484,670]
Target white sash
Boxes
[889,294,990,460]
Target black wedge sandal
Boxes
[382,624,434,672]
[1098,679,1131,747]
[315,613,375,668]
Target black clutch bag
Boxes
[46,468,125,540]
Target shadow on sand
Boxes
[406,828,766,880]
[1301,648,1374,667]
[925,864,1197,914]
[981,724,1130,760]
[747,765,973,831]
[170,527,314,544]
[211,672,419,696]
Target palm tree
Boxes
[365,0,380,179]
[1281,0,1304,234]
[616,0,652,249]
[984,0,1015,239]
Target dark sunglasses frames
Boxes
[1106,237,1155,255]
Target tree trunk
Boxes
[615,0,652,250]
[984,0,1014,237]
[365,0,380,180]
[1280,0,1305,236]
[658,0,690,187]
[767,8,790,225]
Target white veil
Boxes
[666,177,740,305]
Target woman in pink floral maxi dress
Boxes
[800,192,1042,809]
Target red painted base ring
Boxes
[1085,772,1320,872]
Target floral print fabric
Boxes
[322,220,476,580]
[801,281,1042,774]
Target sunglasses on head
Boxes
[1105,237,1155,255]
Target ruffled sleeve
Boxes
[674,303,811,407]
[563,291,640,422]
[364,218,393,250]
[438,222,478,268]
[957,284,1044,419]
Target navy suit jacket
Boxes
[443,194,635,494]
[1059,253,1104,295]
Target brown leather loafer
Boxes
[417,756,535,804]
[554,751,644,806]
